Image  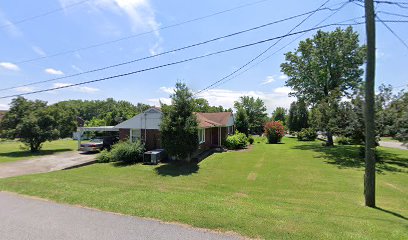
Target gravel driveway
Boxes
[0,151,96,179]
[0,192,241,240]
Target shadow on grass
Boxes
[375,207,408,221]
[155,162,199,177]
[0,149,73,159]
[291,144,408,174]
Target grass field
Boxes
[0,139,78,163]
[0,137,407,239]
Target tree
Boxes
[160,83,199,161]
[15,108,60,152]
[281,27,365,146]
[1,97,59,152]
[234,96,267,134]
[287,101,309,133]
[235,107,249,136]
[272,107,287,125]
[1,97,47,138]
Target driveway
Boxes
[379,141,408,150]
[0,151,96,179]
[0,192,241,240]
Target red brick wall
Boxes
[144,129,161,151]
[119,129,129,141]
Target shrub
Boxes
[224,131,248,150]
[248,136,254,145]
[96,149,112,163]
[110,141,145,164]
[336,136,353,145]
[297,128,317,141]
[264,121,285,144]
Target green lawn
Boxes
[0,139,78,163]
[0,137,407,239]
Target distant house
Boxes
[114,108,235,151]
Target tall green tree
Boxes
[281,27,365,146]
[160,83,199,161]
[234,96,267,134]
[272,107,287,125]
[288,101,308,132]
[235,107,249,136]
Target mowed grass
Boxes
[0,137,407,239]
[0,139,78,163]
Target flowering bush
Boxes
[264,121,285,144]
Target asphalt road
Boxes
[0,151,96,178]
[0,192,241,240]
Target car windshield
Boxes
[90,139,103,143]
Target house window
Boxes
[131,129,141,143]
[198,128,205,144]
[227,126,234,135]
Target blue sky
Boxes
[0,0,407,113]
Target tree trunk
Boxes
[364,0,376,208]
[326,131,334,146]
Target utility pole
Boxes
[364,0,376,207]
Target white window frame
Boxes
[198,128,205,144]
[131,129,141,143]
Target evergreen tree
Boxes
[160,83,199,161]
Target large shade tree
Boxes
[281,27,365,146]
[234,96,267,135]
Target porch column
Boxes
[129,129,132,143]
[218,127,221,146]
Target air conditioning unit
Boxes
[143,149,165,164]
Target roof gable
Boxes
[194,112,234,128]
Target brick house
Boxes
[114,107,235,151]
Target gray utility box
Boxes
[143,149,165,164]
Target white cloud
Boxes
[0,103,8,110]
[149,40,163,56]
[159,86,174,94]
[45,68,64,75]
[32,46,47,57]
[195,88,295,112]
[71,65,83,72]
[53,82,100,93]
[147,97,171,106]
[15,86,34,93]
[279,74,288,80]
[154,87,295,112]
[0,62,20,71]
[0,11,23,37]
[261,76,275,85]
[273,86,291,95]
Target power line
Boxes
[209,8,360,91]
[0,21,365,99]
[0,5,348,91]
[13,0,272,64]
[0,0,90,29]
[377,10,408,18]
[376,16,408,50]
[194,0,335,96]
[1,4,348,92]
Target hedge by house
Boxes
[224,131,248,150]
[96,141,144,164]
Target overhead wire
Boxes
[0,21,366,99]
[0,0,90,29]
[193,0,335,96]
[12,0,273,64]
[0,3,349,92]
